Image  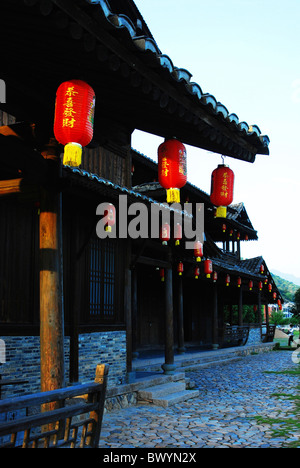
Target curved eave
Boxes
[78,0,270,158]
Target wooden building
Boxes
[0,0,281,395]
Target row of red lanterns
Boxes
[221,225,249,241]
[162,263,277,295]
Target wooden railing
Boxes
[261,324,276,343]
[220,326,250,348]
[0,364,108,448]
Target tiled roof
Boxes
[86,0,270,158]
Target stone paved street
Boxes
[99,350,300,448]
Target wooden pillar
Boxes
[177,275,185,354]
[162,262,175,374]
[212,284,219,349]
[39,188,65,393]
[257,292,262,326]
[39,140,65,394]
[229,304,234,325]
[238,287,243,326]
[69,215,81,384]
[124,246,133,378]
[265,301,270,327]
[132,268,139,359]
[237,240,241,260]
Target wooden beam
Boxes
[0,178,39,198]
[134,255,171,269]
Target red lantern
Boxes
[204,259,213,278]
[174,223,182,246]
[194,241,203,262]
[229,229,233,237]
[160,268,165,282]
[158,138,187,203]
[54,79,95,167]
[277,299,282,311]
[245,234,249,241]
[268,283,272,292]
[226,274,230,287]
[249,280,253,291]
[259,281,263,291]
[237,232,240,240]
[213,271,218,283]
[103,203,116,232]
[237,277,242,288]
[177,262,184,276]
[210,164,234,218]
[194,267,200,279]
[273,292,277,300]
[222,223,227,233]
[160,223,170,245]
[260,264,265,275]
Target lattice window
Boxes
[88,237,115,319]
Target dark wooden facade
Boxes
[0,0,280,389]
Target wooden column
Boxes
[212,284,219,349]
[177,275,185,354]
[69,215,81,384]
[124,266,133,375]
[229,304,234,325]
[238,287,243,326]
[132,268,139,359]
[257,292,262,326]
[39,185,65,393]
[265,301,270,327]
[39,140,65,395]
[162,261,175,374]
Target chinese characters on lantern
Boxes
[161,157,169,178]
[62,86,78,128]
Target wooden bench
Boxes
[221,326,250,347]
[0,364,108,448]
[261,324,276,343]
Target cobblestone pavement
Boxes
[99,351,300,448]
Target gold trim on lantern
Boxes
[63,142,82,167]
[215,206,227,218]
[166,188,180,203]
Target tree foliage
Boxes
[272,274,298,302]
[292,288,300,321]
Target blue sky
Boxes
[132,0,300,282]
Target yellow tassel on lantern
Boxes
[63,142,82,167]
[166,188,180,203]
[215,206,227,218]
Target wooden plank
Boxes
[0,178,39,198]
[0,364,108,448]
[0,401,97,437]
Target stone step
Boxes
[180,356,242,372]
[138,381,186,401]
[149,389,200,408]
[137,380,200,408]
